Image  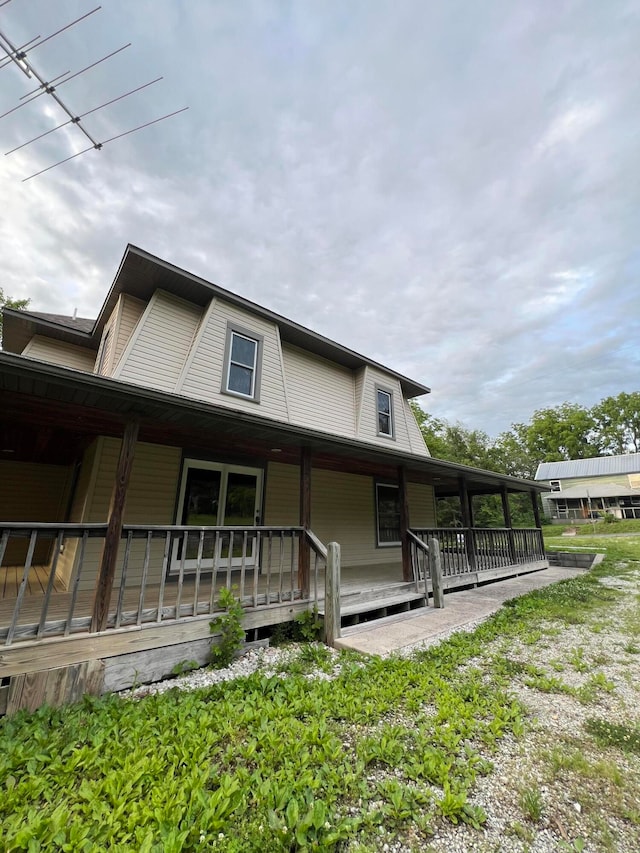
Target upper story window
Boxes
[376,386,394,438]
[549,480,561,492]
[222,323,263,402]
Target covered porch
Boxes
[0,352,547,710]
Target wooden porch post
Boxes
[298,446,312,596]
[91,419,139,633]
[501,485,517,565]
[324,541,341,646]
[458,476,476,571]
[531,489,542,528]
[398,465,412,582]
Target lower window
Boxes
[376,483,401,546]
[172,460,263,572]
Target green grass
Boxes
[1,538,639,851]
[544,518,640,538]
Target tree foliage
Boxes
[0,287,30,347]
[413,391,640,528]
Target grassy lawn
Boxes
[1,539,639,851]
[544,518,640,539]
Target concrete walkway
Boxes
[334,567,585,656]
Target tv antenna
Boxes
[0,2,188,181]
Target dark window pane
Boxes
[378,412,391,435]
[182,468,221,525]
[228,363,253,396]
[377,484,400,544]
[231,334,256,368]
[180,468,221,560]
[377,390,391,415]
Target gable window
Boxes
[549,480,561,492]
[376,387,394,438]
[222,323,263,401]
[376,483,401,546]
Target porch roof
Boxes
[0,351,545,497]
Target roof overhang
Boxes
[545,484,640,500]
[0,352,542,496]
[2,244,430,399]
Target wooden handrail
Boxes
[305,528,327,561]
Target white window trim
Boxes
[549,480,561,492]
[375,385,395,439]
[221,322,263,402]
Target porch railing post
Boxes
[91,419,139,633]
[428,537,445,608]
[398,465,412,582]
[458,477,476,572]
[298,447,312,596]
[531,489,542,528]
[501,486,517,565]
[324,541,341,646]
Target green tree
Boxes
[592,392,640,454]
[521,403,602,463]
[493,425,538,479]
[0,287,30,347]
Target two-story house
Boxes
[536,454,640,522]
[0,245,547,712]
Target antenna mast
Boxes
[0,3,187,180]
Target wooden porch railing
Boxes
[0,523,325,646]
[409,527,545,580]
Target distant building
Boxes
[535,453,640,522]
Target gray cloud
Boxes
[1,0,639,436]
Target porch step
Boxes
[318,583,427,630]
[339,606,431,638]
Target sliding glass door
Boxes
[173,460,263,571]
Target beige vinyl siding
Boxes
[262,462,300,569]
[311,469,398,568]
[94,302,118,375]
[0,462,71,568]
[357,366,414,452]
[115,291,202,392]
[407,482,436,526]
[22,336,95,372]
[180,298,288,421]
[74,439,182,590]
[282,344,355,437]
[112,294,145,370]
[354,367,366,434]
[403,400,430,456]
[55,441,99,587]
[263,462,299,525]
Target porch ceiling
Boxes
[0,352,545,496]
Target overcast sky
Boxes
[1,1,639,437]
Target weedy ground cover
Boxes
[1,537,639,851]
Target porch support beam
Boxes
[398,465,411,582]
[91,419,139,633]
[501,485,517,565]
[531,489,542,528]
[298,446,312,596]
[458,476,476,571]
